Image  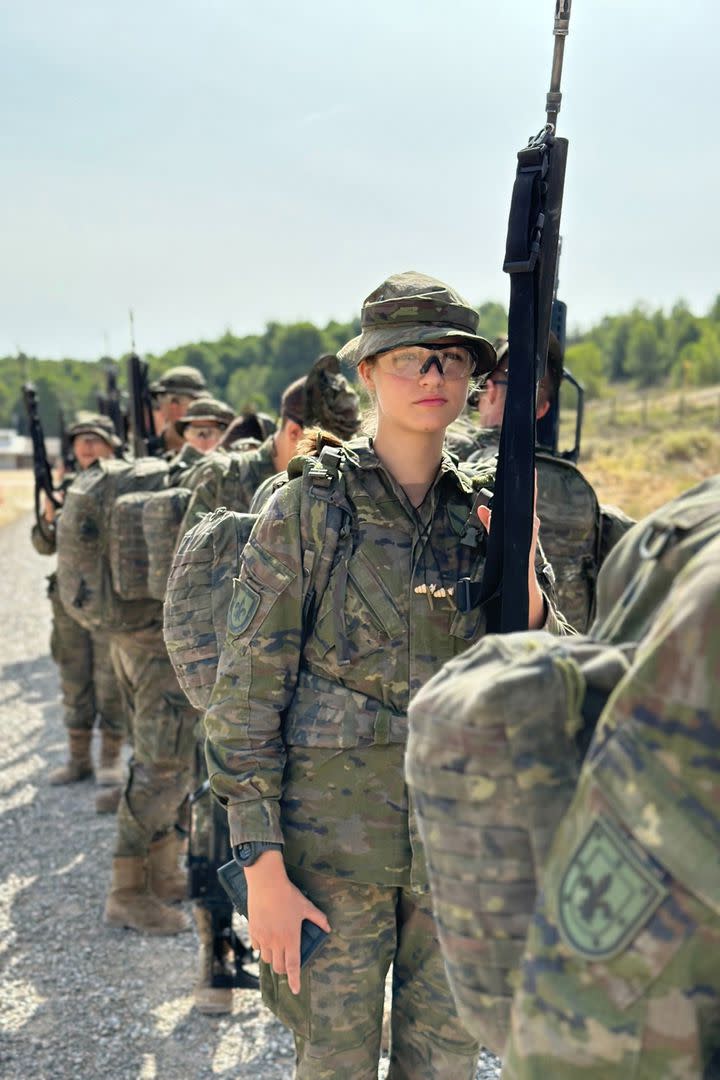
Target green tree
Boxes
[625,320,663,387]
[475,301,507,343]
[564,341,606,399]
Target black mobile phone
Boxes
[217,859,328,968]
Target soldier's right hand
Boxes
[245,851,331,995]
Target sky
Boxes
[3,0,719,360]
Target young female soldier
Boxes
[204,271,567,1079]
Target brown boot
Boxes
[148,832,188,902]
[95,785,122,814]
[192,907,233,1015]
[104,857,190,935]
[49,729,93,785]
[95,731,124,787]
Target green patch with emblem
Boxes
[227,577,261,636]
[557,815,667,961]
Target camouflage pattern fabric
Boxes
[265,867,480,1079]
[405,632,633,1051]
[461,433,635,631]
[503,529,720,1078]
[48,572,126,736]
[444,417,501,463]
[179,436,276,536]
[205,436,568,887]
[110,623,198,857]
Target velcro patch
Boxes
[557,814,667,961]
[227,577,261,637]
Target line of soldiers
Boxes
[34,297,717,1074]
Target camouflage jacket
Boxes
[180,436,276,535]
[444,414,499,462]
[504,511,720,1078]
[204,437,569,891]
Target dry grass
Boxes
[574,389,720,519]
[0,470,34,528]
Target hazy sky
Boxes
[3,0,719,359]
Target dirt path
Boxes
[0,513,499,1079]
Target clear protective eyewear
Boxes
[375,345,475,381]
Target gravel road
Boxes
[0,512,500,1080]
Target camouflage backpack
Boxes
[142,486,192,601]
[535,451,602,631]
[56,457,169,632]
[164,446,350,711]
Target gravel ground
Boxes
[0,512,500,1080]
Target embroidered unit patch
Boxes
[227,578,261,636]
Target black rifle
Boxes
[536,239,585,462]
[458,0,573,632]
[22,383,63,542]
[58,407,77,473]
[127,353,162,458]
[188,774,259,992]
[97,365,128,452]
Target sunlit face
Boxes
[183,422,226,453]
[359,344,472,435]
[73,433,115,469]
[477,366,509,428]
[156,392,194,425]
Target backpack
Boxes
[56,457,169,632]
[535,451,601,632]
[163,446,349,711]
[142,486,192,601]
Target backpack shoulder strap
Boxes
[298,445,350,631]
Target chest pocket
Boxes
[314,546,404,661]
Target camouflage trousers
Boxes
[48,573,125,736]
[260,868,480,1080]
[109,624,198,858]
[503,778,720,1079]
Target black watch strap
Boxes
[234,841,283,867]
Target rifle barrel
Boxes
[546,0,573,130]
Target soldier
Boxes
[181,360,359,1016]
[31,413,127,813]
[176,398,235,455]
[405,475,720,1074]
[149,365,209,454]
[180,354,360,532]
[203,271,570,1078]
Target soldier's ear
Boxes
[357,359,375,393]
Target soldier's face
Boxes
[73,434,114,469]
[360,345,470,436]
[157,393,193,425]
[184,422,225,453]
[477,370,508,428]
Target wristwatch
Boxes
[234,841,283,867]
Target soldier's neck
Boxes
[372,424,444,508]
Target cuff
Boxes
[225,797,284,848]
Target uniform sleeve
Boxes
[203,481,304,847]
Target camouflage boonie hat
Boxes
[337,271,496,376]
[67,411,121,450]
[304,354,361,440]
[175,397,235,434]
[149,365,208,398]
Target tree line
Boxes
[3,297,719,437]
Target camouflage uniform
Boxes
[180,436,277,534]
[504,521,720,1078]
[405,476,720,1072]
[31,536,125,742]
[460,428,634,631]
[205,434,568,1077]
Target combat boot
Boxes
[95,731,124,786]
[49,729,93,785]
[148,832,188,902]
[192,906,233,1015]
[95,785,122,814]
[104,856,190,935]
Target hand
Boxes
[41,492,56,523]
[477,471,545,628]
[245,851,331,995]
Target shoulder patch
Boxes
[227,577,261,636]
[557,814,667,960]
